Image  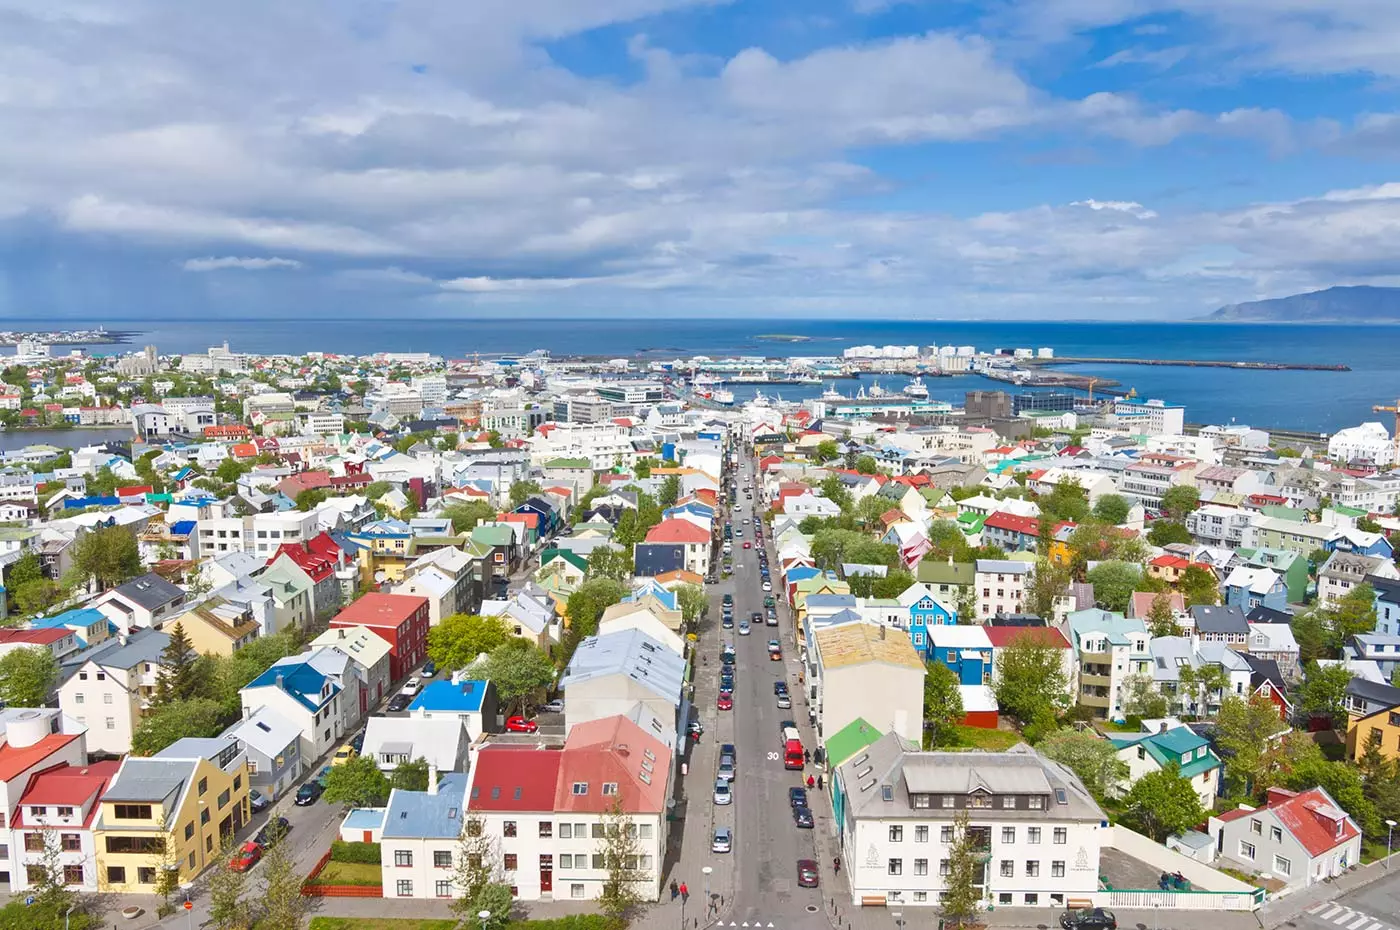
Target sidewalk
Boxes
[1259,854,1400,928]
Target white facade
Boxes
[1328,422,1394,466]
[57,637,166,756]
[974,561,1029,619]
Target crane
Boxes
[1086,377,1099,403]
[1373,398,1400,463]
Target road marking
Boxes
[1316,906,1343,922]
[1366,922,1385,930]
[1328,910,1355,925]
[1310,904,1333,916]
[1348,917,1371,930]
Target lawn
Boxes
[952,725,1021,751]
[308,861,383,886]
[309,920,457,930]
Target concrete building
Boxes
[809,623,925,746]
[57,629,170,756]
[1210,787,1361,889]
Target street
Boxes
[1289,868,1400,930]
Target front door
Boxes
[539,855,553,893]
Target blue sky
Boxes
[3,0,1400,321]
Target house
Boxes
[632,542,686,579]
[1191,604,1250,650]
[169,597,261,656]
[331,592,431,681]
[0,708,89,889]
[894,583,957,658]
[57,629,170,755]
[928,626,993,686]
[1345,633,1400,682]
[560,628,687,740]
[407,677,498,741]
[362,715,470,774]
[1236,547,1308,605]
[643,519,711,576]
[267,540,345,621]
[0,627,80,662]
[809,623,924,746]
[1247,623,1301,681]
[222,706,303,800]
[92,573,187,631]
[1319,552,1399,610]
[1345,678,1400,721]
[310,625,394,716]
[1108,725,1222,810]
[1063,609,1150,721]
[8,758,120,893]
[94,737,251,892]
[395,546,483,626]
[377,772,471,900]
[29,607,114,652]
[980,512,1042,554]
[832,735,1106,909]
[1221,566,1288,614]
[982,625,1075,690]
[1209,787,1361,888]
[1241,654,1294,721]
[974,560,1030,620]
[258,558,316,634]
[239,654,346,765]
[1373,577,1400,637]
[1344,691,1400,764]
[915,560,974,606]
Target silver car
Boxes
[712,827,732,853]
[717,753,736,781]
[738,620,751,636]
[714,779,732,805]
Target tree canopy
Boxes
[1160,485,1201,521]
[481,641,556,713]
[131,698,227,756]
[1091,494,1131,525]
[923,661,964,748]
[71,525,142,589]
[1085,560,1140,613]
[323,755,391,807]
[1038,730,1128,799]
[991,631,1068,723]
[0,647,58,707]
[1121,764,1206,841]
[442,500,496,534]
[427,614,516,672]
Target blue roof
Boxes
[409,679,488,714]
[170,520,197,535]
[342,808,386,832]
[32,607,106,630]
[171,467,194,481]
[65,496,120,509]
[246,658,338,712]
[381,773,469,839]
[786,566,823,583]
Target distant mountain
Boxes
[1202,285,1400,323]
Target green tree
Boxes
[258,814,308,930]
[1180,564,1220,606]
[1121,674,1170,720]
[6,551,44,590]
[1041,477,1089,523]
[1328,582,1378,650]
[598,798,646,923]
[923,661,964,748]
[1091,494,1131,525]
[131,698,226,756]
[12,578,61,617]
[27,828,78,915]
[0,646,58,707]
[442,499,496,534]
[1292,609,1329,662]
[854,454,880,475]
[613,510,647,548]
[1066,522,1147,574]
[1146,520,1192,547]
[817,474,852,513]
[1025,559,1070,621]
[427,614,516,672]
[991,631,1068,723]
[813,439,840,463]
[676,583,708,629]
[1357,516,1382,533]
[587,545,633,583]
[71,525,142,589]
[391,756,433,792]
[1297,660,1353,726]
[323,755,392,807]
[509,479,542,509]
[1085,560,1140,613]
[565,578,626,641]
[1215,694,1289,796]
[657,474,681,508]
[1160,485,1201,521]
[942,809,983,927]
[152,622,200,707]
[1146,592,1183,637]
[1038,730,1129,799]
[1121,764,1206,841]
[452,815,500,921]
[481,641,556,713]
[632,457,656,479]
[207,835,251,930]
[364,480,393,500]
[294,488,329,511]
[1307,547,1333,570]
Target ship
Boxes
[711,388,735,406]
[821,384,846,401]
[903,377,929,399]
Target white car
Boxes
[400,677,422,696]
[541,699,565,714]
[714,779,732,805]
[738,620,751,636]
[712,827,732,853]
[761,580,772,592]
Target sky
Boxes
[3,0,1400,321]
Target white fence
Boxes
[1101,889,1264,912]
[1102,825,1263,912]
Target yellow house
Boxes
[169,599,261,657]
[1346,705,1400,764]
[95,738,251,893]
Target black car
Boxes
[387,695,411,712]
[722,593,734,606]
[792,806,814,828]
[773,680,788,695]
[720,674,735,690]
[350,732,365,753]
[722,616,734,629]
[720,742,736,760]
[751,612,762,623]
[1061,909,1117,930]
[779,718,796,732]
[789,786,808,808]
[254,817,291,847]
[294,782,323,806]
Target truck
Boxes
[781,725,803,770]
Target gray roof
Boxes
[223,706,301,758]
[112,573,185,610]
[1347,677,1400,709]
[91,628,171,670]
[975,559,1031,574]
[380,773,470,839]
[101,757,194,806]
[1190,604,1248,635]
[561,627,686,704]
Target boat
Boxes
[867,381,889,399]
[711,389,735,406]
[903,377,929,399]
[821,384,845,401]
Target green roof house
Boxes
[1109,725,1222,809]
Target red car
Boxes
[230,841,262,872]
[717,694,733,710]
[743,541,751,549]
[504,715,538,733]
[797,859,819,888]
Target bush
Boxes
[1,901,100,930]
[330,840,382,864]
[505,917,623,930]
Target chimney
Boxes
[428,764,439,795]
[275,673,284,689]
[1159,722,1168,733]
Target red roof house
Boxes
[1210,787,1361,884]
[330,593,430,681]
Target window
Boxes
[394,850,413,867]
[1027,827,1041,845]
[939,859,950,876]
[914,859,928,876]
[639,824,653,839]
[912,794,930,809]
[560,824,572,839]
[434,851,452,869]
[1002,796,1016,809]
[915,825,929,843]
[217,789,230,809]
[602,782,618,795]
[503,821,518,837]
[137,867,156,885]
[105,836,164,854]
[74,694,83,704]
[504,854,518,871]
[560,854,573,869]
[1274,856,1291,876]
[113,803,153,821]
[539,822,553,838]
[572,782,588,795]
[914,892,928,903]
[969,795,991,809]
[1250,818,1261,835]
[942,796,955,808]
[1002,827,1016,844]
[998,893,1013,906]
[1025,894,1039,906]
[889,825,903,842]
[1000,860,1014,878]
[1025,861,1040,877]
[206,835,214,853]
[888,859,902,876]
[233,775,241,791]
[397,879,413,897]
[592,854,605,869]
[591,824,605,838]
[1270,826,1283,843]
[1028,796,1045,810]
[435,880,452,898]
[105,718,115,730]
[201,809,210,825]
[106,866,126,884]
[1053,828,1067,845]
[1239,841,1256,860]
[571,884,586,899]
[63,865,84,885]
[940,826,954,843]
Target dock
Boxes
[1026,357,1350,372]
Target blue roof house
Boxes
[928,626,994,686]
[240,655,344,764]
[896,582,957,659]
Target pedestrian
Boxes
[671,879,679,901]
[833,856,841,875]
[680,882,689,903]
[804,748,811,764]
[807,774,815,789]
[817,774,824,791]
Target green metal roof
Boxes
[824,717,884,769]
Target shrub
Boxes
[330,840,382,864]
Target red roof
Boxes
[983,511,1040,535]
[1231,788,1360,858]
[535,424,557,436]
[0,628,70,647]
[270,542,335,583]
[554,716,670,814]
[305,531,346,561]
[1130,591,1185,618]
[981,626,1070,649]
[332,592,427,628]
[117,485,153,497]
[16,759,120,826]
[645,518,710,544]
[468,747,563,812]
[0,733,81,782]
[499,512,540,529]
[1149,554,1192,569]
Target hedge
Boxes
[330,840,382,864]
[505,916,623,930]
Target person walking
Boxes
[817,774,824,791]
[807,774,815,789]
[680,882,689,903]
[833,856,841,875]
[671,879,679,901]
[804,749,811,764]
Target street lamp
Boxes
[1387,820,1397,869]
[702,865,713,916]
[893,911,905,930]
[479,909,492,930]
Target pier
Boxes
[1026,356,1350,372]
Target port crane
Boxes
[1373,398,1400,463]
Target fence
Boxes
[300,847,384,898]
[1103,889,1266,912]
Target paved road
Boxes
[1289,870,1400,930]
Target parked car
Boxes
[774,681,788,695]
[712,827,732,853]
[294,781,322,806]
[718,754,736,781]
[1062,910,1117,930]
[714,779,732,805]
[717,693,733,711]
[254,817,291,848]
[248,788,269,812]
[230,841,262,872]
[777,692,791,709]
[399,677,422,696]
[541,699,565,714]
[332,742,358,765]
[720,742,736,760]
[722,615,734,629]
[687,720,704,738]
[387,695,411,712]
[789,786,808,808]
[420,660,436,677]
[350,731,365,753]
[504,715,538,733]
[722,593,734,606]
[792,806,814,828]
[797,859,819,888]
[762,580,772,592]
[738,620,751,636]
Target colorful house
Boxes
[928,625,993,686]
[894,583,957,659]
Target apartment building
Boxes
[974,560,1030,620]
[1187,505,1257,549]
[58,629,170,756]
[1063,609,1150,722]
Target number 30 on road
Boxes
[767,751,780,761]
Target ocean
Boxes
[2,318,1394,433]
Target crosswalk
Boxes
[1307,901,1393,930]
[719,922,777,927]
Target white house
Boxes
[974,559,1030,620]
[57,629,169,756]
[362,715,470,774]
[378,773,472,901]
[1210,786,1362,888]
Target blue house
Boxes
[1376,577,1400,637]
[928,626,994,685]
[894,582,957,658]
[1221,565,1288,613]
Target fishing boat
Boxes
[711,388,735,406]
[821,384,845,401]
[903,377,929,399]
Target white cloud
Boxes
[182,256,303,272]
[1070,199,1159,219]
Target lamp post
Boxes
[1387,820,1397,869]
[893,910,905,930]
[702,865,713,917]
[479,909,492,930]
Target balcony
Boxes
[1080,673,1112,688]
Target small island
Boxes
[754,334,813,343]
